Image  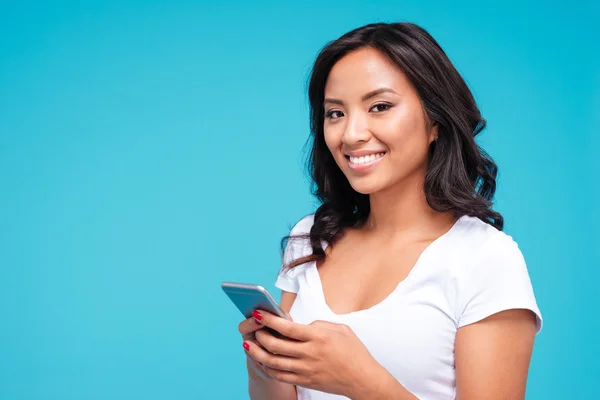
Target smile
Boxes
[346,152,386,172]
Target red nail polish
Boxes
[255,318,262,325]
[252,310,262,320]
[243,342,250,351]
[258,362,263,366]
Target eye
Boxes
[325,110,344,120]
[370,103,393,113]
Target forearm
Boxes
[247,359,297,400]
[349,363,417,400]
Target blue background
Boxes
[1,1,598,398]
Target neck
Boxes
[364,171,455,238]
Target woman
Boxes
[239,22,542,399]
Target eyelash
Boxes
[325,103,393,120]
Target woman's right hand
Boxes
[238,311,272,381]
[243,291,299,400]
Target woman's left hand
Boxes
[244,309,387,398]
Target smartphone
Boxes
[221,281,290,321]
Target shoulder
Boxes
[463,216,525,265]
[446,215,533,294]
[282,213,316,263]
[450,216,542,332]
[451,215,522,261]
[288,213,315,236]
[275,214,316,292]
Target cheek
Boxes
[380,107,429,151]
[323,126,342,154]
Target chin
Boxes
[348,179,386,195]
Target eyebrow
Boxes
[324,87,399,106]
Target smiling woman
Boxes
[237,22,542,400]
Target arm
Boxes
[455,309,537,399]
[248,291,298,400]
[357,308,537,400]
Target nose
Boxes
[341,112,371,145]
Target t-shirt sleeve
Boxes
[274,215,314,294]
[456,232,543,333]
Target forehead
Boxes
[325,47,410,96]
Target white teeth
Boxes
[349,152,385,165]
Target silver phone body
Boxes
[221,281,290,320]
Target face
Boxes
[323,47,438,195]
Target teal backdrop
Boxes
[1,1,598,399]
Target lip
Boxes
[346,153,385,172]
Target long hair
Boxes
[281,22,503,270]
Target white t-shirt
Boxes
[275,214,543,400]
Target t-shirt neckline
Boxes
[309,215,469,318]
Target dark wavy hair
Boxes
[281,22,503,270]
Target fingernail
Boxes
[255,319,262,325]
[258,362,263,366]
[252,310,262,320]
[243,342,250,351]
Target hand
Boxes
[238,310,273,381]
[243,310,384,398]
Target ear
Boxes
[428,123,439,144]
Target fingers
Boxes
[243,339,300,373]
[255,329,305,358]
[254,309,311,341]
[247,345,301,386]
[260,365,302,386]
[238,315,265,336]
[244,341,272,381]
